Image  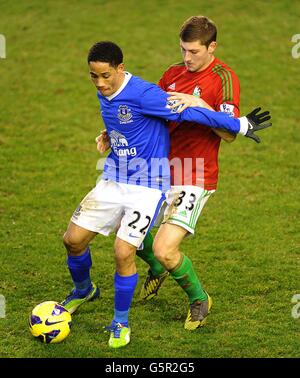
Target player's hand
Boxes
[95,130,110,153]
[167,91,212,113]
[245,107,272,143]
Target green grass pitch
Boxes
[0,0,299,358]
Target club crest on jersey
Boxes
[220,103,235,117]
[117,105,133,124]
[109,130,137,157]
[168,83,176,90]
[192,86,201,97]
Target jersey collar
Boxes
[105,72,132,101]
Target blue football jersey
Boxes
[97,72,242,191]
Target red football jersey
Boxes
[158,57,240,190]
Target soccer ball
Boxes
[29,301,72,344]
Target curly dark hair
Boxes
[87,41,123,67]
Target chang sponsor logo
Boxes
[110,130,137,157]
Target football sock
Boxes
[136,233,166,276]
[169,254,208,304]
[67,247,92,297]
[113,271,138,326]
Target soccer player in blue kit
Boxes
[60,41,271,348]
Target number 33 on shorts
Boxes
[163,185,215,234]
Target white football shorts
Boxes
[71,179,165,247]
[159,185,215,234]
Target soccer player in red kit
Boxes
[139,15,241,330]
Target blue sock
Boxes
[67,247,92,297]
[113,272,138,327]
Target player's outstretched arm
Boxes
[140,85,272,142]
[165,91,271,141]
[177,105,272,141]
